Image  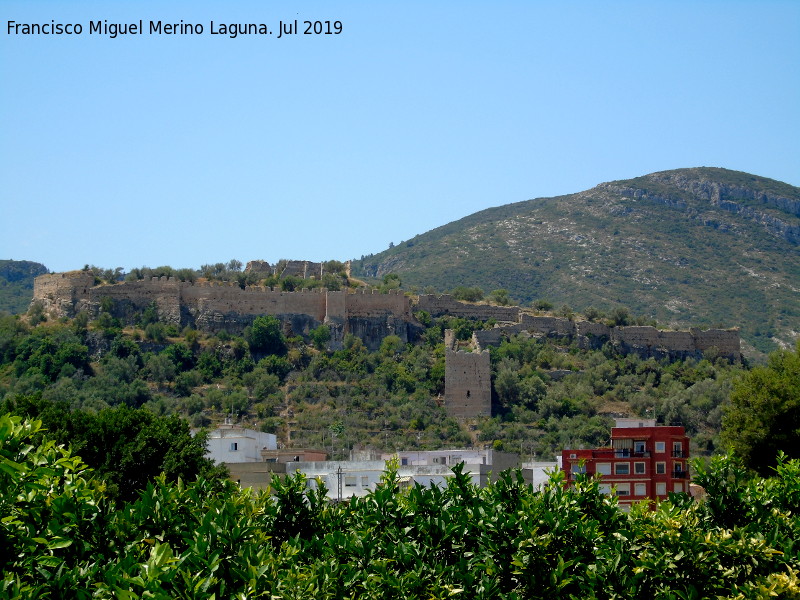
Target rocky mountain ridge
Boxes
[352,168,800,356]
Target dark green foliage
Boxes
[162,342,195,371]
[144,322,166,342]
[138,301,159,327]
[244,315,287,356]
[0,260,49,314]
[309,325,332,350]
[451,286,484,302]
[11,325,91,382]
[610,306,631,326]
[0,401,221,504]
[722,342,800,475]
[279,274,303,291]
[0,301,749,463]
[196,349,223,381]
[489,288,511,306]
[2,418,800,598]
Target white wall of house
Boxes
[382,449,519,470]
[286,460,498,500]
[206,427,277,464]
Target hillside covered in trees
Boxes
[352,168,800,357]
[1,282,757,465]
[0,260,48,315]
[2,262,800,598]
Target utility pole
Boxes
[336,466,343,502]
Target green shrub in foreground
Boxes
[1,413,799,598]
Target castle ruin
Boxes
[444,329,492,418]
[33,273,741,419]
[33,271,420,351]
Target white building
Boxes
[206,425,277,464]
[385,449,520,472]
[286,449,532,500]
[520,461,560,489]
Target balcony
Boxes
[672,450,685,458]
[672,469,689,479]
[615,450,651,459]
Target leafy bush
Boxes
[3,418,800,599]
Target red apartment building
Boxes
[561,419,690,509]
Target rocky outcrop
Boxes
[603,171,800,245]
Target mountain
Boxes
[0,260,49,314]
[352,168,800,356]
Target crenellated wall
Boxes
[32,272,420,350]
[33,273,740,361]
[416,294,520,322]
[419,294,740,361]
[346,288,411,317]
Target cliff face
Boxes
[602,168,800,245]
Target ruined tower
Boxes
[443,329,492,418]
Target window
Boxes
[361,476,369,487]
[596,463,612,476]
[673,441,683,457]
[344,476,357,487]
[674,482,684,493]
[571,463,586,476]
[401,457,408,466]
[656,462,666,474]
[598,483,612,495]
[634,462,646,474]
[655,441,666,453]
[230,442,238,451]
[615,483,630,496]
[614,463,630,475]
[656,482,667,496]
[634,483,647,496]
[634,441,646,453]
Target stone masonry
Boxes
[422,294,740,362]
[444,329,492,418]
[33,272,420,351]
[34,273,741,420]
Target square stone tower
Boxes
[444,329,492,418]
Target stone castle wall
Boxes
[419,295,740,361]
[416,294,520,322]
[279,260,323,279]
[346,288,410,318]
[32,272,419,351]
[35,273,741,421]
[181,282,328,321]
[444,330,492,418]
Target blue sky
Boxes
[2,1,798,273]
